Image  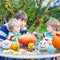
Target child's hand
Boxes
[32,32,40,39]
[32,32,38,36]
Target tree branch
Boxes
[34,6,60,31]
[28,0,44,29]
[44,0,53,13]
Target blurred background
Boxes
[0,0,60,33]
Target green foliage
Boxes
[0,7,5,19]
[38,15,51,33]
[0,0,60,33]
[13,0,23,12]
[49,11,60,21]
[24,5,37,28]
[28,11,60,33]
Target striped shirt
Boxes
[0,23,9,40]
[0,23,28,41]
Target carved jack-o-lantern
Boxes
[38,40,49,51]
[2,40,11,50]
[28,43,35,50]
[10,42,20,51]
[52,33,60,50]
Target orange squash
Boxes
[10,42,20,51]
[18,34,36,45]
[52,33,60,50]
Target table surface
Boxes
[0,45,60,59]
[0,50,60,59]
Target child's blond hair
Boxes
[8,18,20,31]
[46,18,60,31]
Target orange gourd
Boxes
[52,33,60,50]
[28,43,35,50]
[18,34,36,45]
[10,42,20,51]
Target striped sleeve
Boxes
[0,24,9,40]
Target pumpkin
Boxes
[52,33,60,50]
[2,40,11,50]
[28,43,35,50]
[38,40,49,51]
[10,42,20,51]
[18,34,36,45]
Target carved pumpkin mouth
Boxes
[14,46,18,48]
[40,46,46,48]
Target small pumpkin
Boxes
[2,40,11,50]
[52,33,60,50]
[10,42,20,51]
[28,43,35,50]
[18,34,36,45]
[38,40,49,51]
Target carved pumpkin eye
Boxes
[40,43,42,45]
[44,43,46,44]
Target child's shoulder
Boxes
[0,23,8,29]
[44,32,53,38]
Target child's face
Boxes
[47,25,54,33]
[12,25,20,34]
[18,19,27,28]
